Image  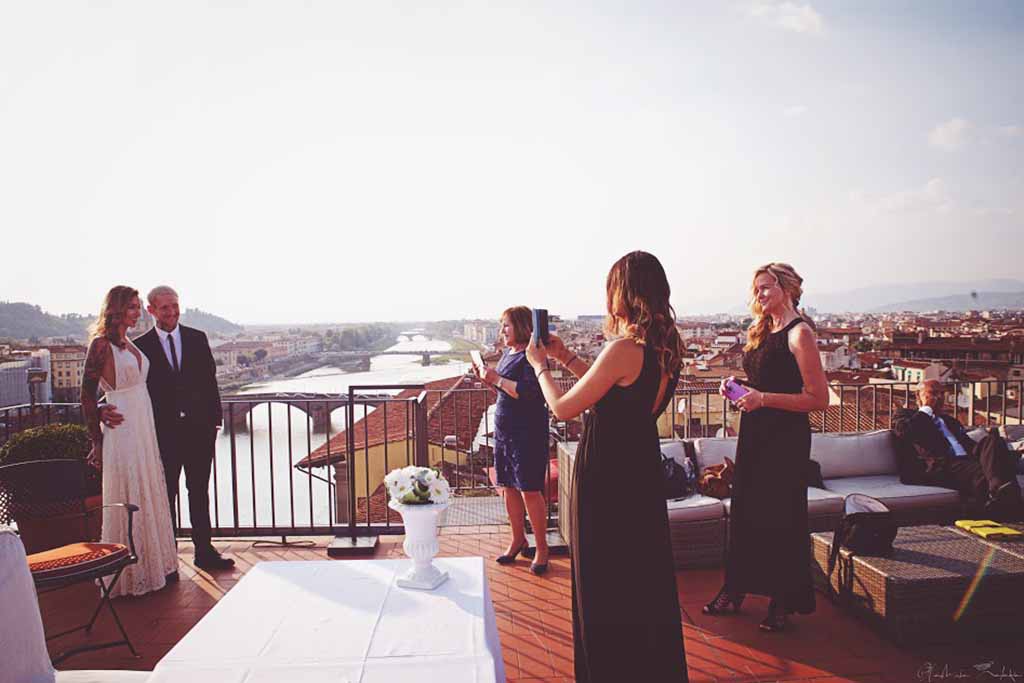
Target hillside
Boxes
[0,302,91,340]
[0,302,243,340]
[869,291,1024,313]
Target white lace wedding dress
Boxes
[100,340,178,598]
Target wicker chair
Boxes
[0,459,140,663]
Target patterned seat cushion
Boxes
[28,542,130,580]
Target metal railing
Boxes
[3,379,1019,540]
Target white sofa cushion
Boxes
[660,440,688,467]
[1000,424,1024,442]
[692,438,737,469]
[720,487,843,518]
[667,495,725,523]
[812,430,899,479]
[807,487,845,517]
[823,474,960,510]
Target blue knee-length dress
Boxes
[493,349,549,492]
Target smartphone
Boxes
[724,379,750,402]
[531,308,549,346]
[470,350,485,370]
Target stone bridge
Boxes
[324,350,449,368]
[221,392,395,432]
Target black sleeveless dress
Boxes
[570,345,688,683]
[725,318,815,614]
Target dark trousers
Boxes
[944,432,1018,501]
[159,419,217,554]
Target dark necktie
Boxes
[168,335,180,373]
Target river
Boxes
[185,335,472,532]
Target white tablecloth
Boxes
[1,525,57,683]
[150,557,505,683]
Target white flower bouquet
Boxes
[384,465,451,505]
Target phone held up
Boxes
[723,379,750,402]
[531,309,549,347]
[469,350,485,370]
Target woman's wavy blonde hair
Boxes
[744,262,813,352]
[604,251,683,377]
[89,285,139,346]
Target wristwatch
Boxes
[495,376,503,391]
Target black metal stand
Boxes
[252,535,317,548]
[526,529,569,555]
[327,534,379,557]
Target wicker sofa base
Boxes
[670,516,726,569]
[811,525,1024,642]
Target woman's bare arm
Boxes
[530,339,641,421]
[81,337,113,448]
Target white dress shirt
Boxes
[919,405,967,457]
[155,325,183,370]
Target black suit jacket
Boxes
[134,325,222,444]
[891,408,976,484]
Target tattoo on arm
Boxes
[81,337,110,446]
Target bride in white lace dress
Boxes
[82,286,178,598]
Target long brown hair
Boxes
[744,262,813,351]
[604,251,683,377]
[500,306,533,346]
[89,285,139,347]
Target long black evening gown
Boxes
[725,317,815,614]
[570,345,687,683]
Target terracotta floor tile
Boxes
[45,528,1024,681]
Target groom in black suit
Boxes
[108,286,233,569]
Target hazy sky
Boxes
[2,2,1021,323]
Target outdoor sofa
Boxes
[559,425,1024,570]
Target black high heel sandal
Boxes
[702,586,745,615]
[759,599,789,632]
[495,540,530,565]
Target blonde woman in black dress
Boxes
[704,262,828,632]
[526,251,687,683]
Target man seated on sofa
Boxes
[891,380,1023,521]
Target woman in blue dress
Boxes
[477,305,551,574]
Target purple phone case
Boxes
[724,380,749,402]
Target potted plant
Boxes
[384,465,451,590]
[0,423,101,553]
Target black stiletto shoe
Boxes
[759,600,789,632]
[495,541,529,565]
[703,586,745,615]
[529,561,549,576]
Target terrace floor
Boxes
[44,527,1024,683]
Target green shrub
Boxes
[0,423,100,496]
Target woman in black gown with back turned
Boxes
[526,251,688,682]
[704,262,829,632]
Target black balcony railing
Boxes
[2,379,1020,541]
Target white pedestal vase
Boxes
[389,500,450,590]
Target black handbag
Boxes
[661,450,694,501]
[826,494,897,598]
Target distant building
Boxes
[818,342,858,372]
[463,322,498,345]
[0,350,52,408]
[132,308,156,337]
[46,344,88,402]
[891,359,952,385]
